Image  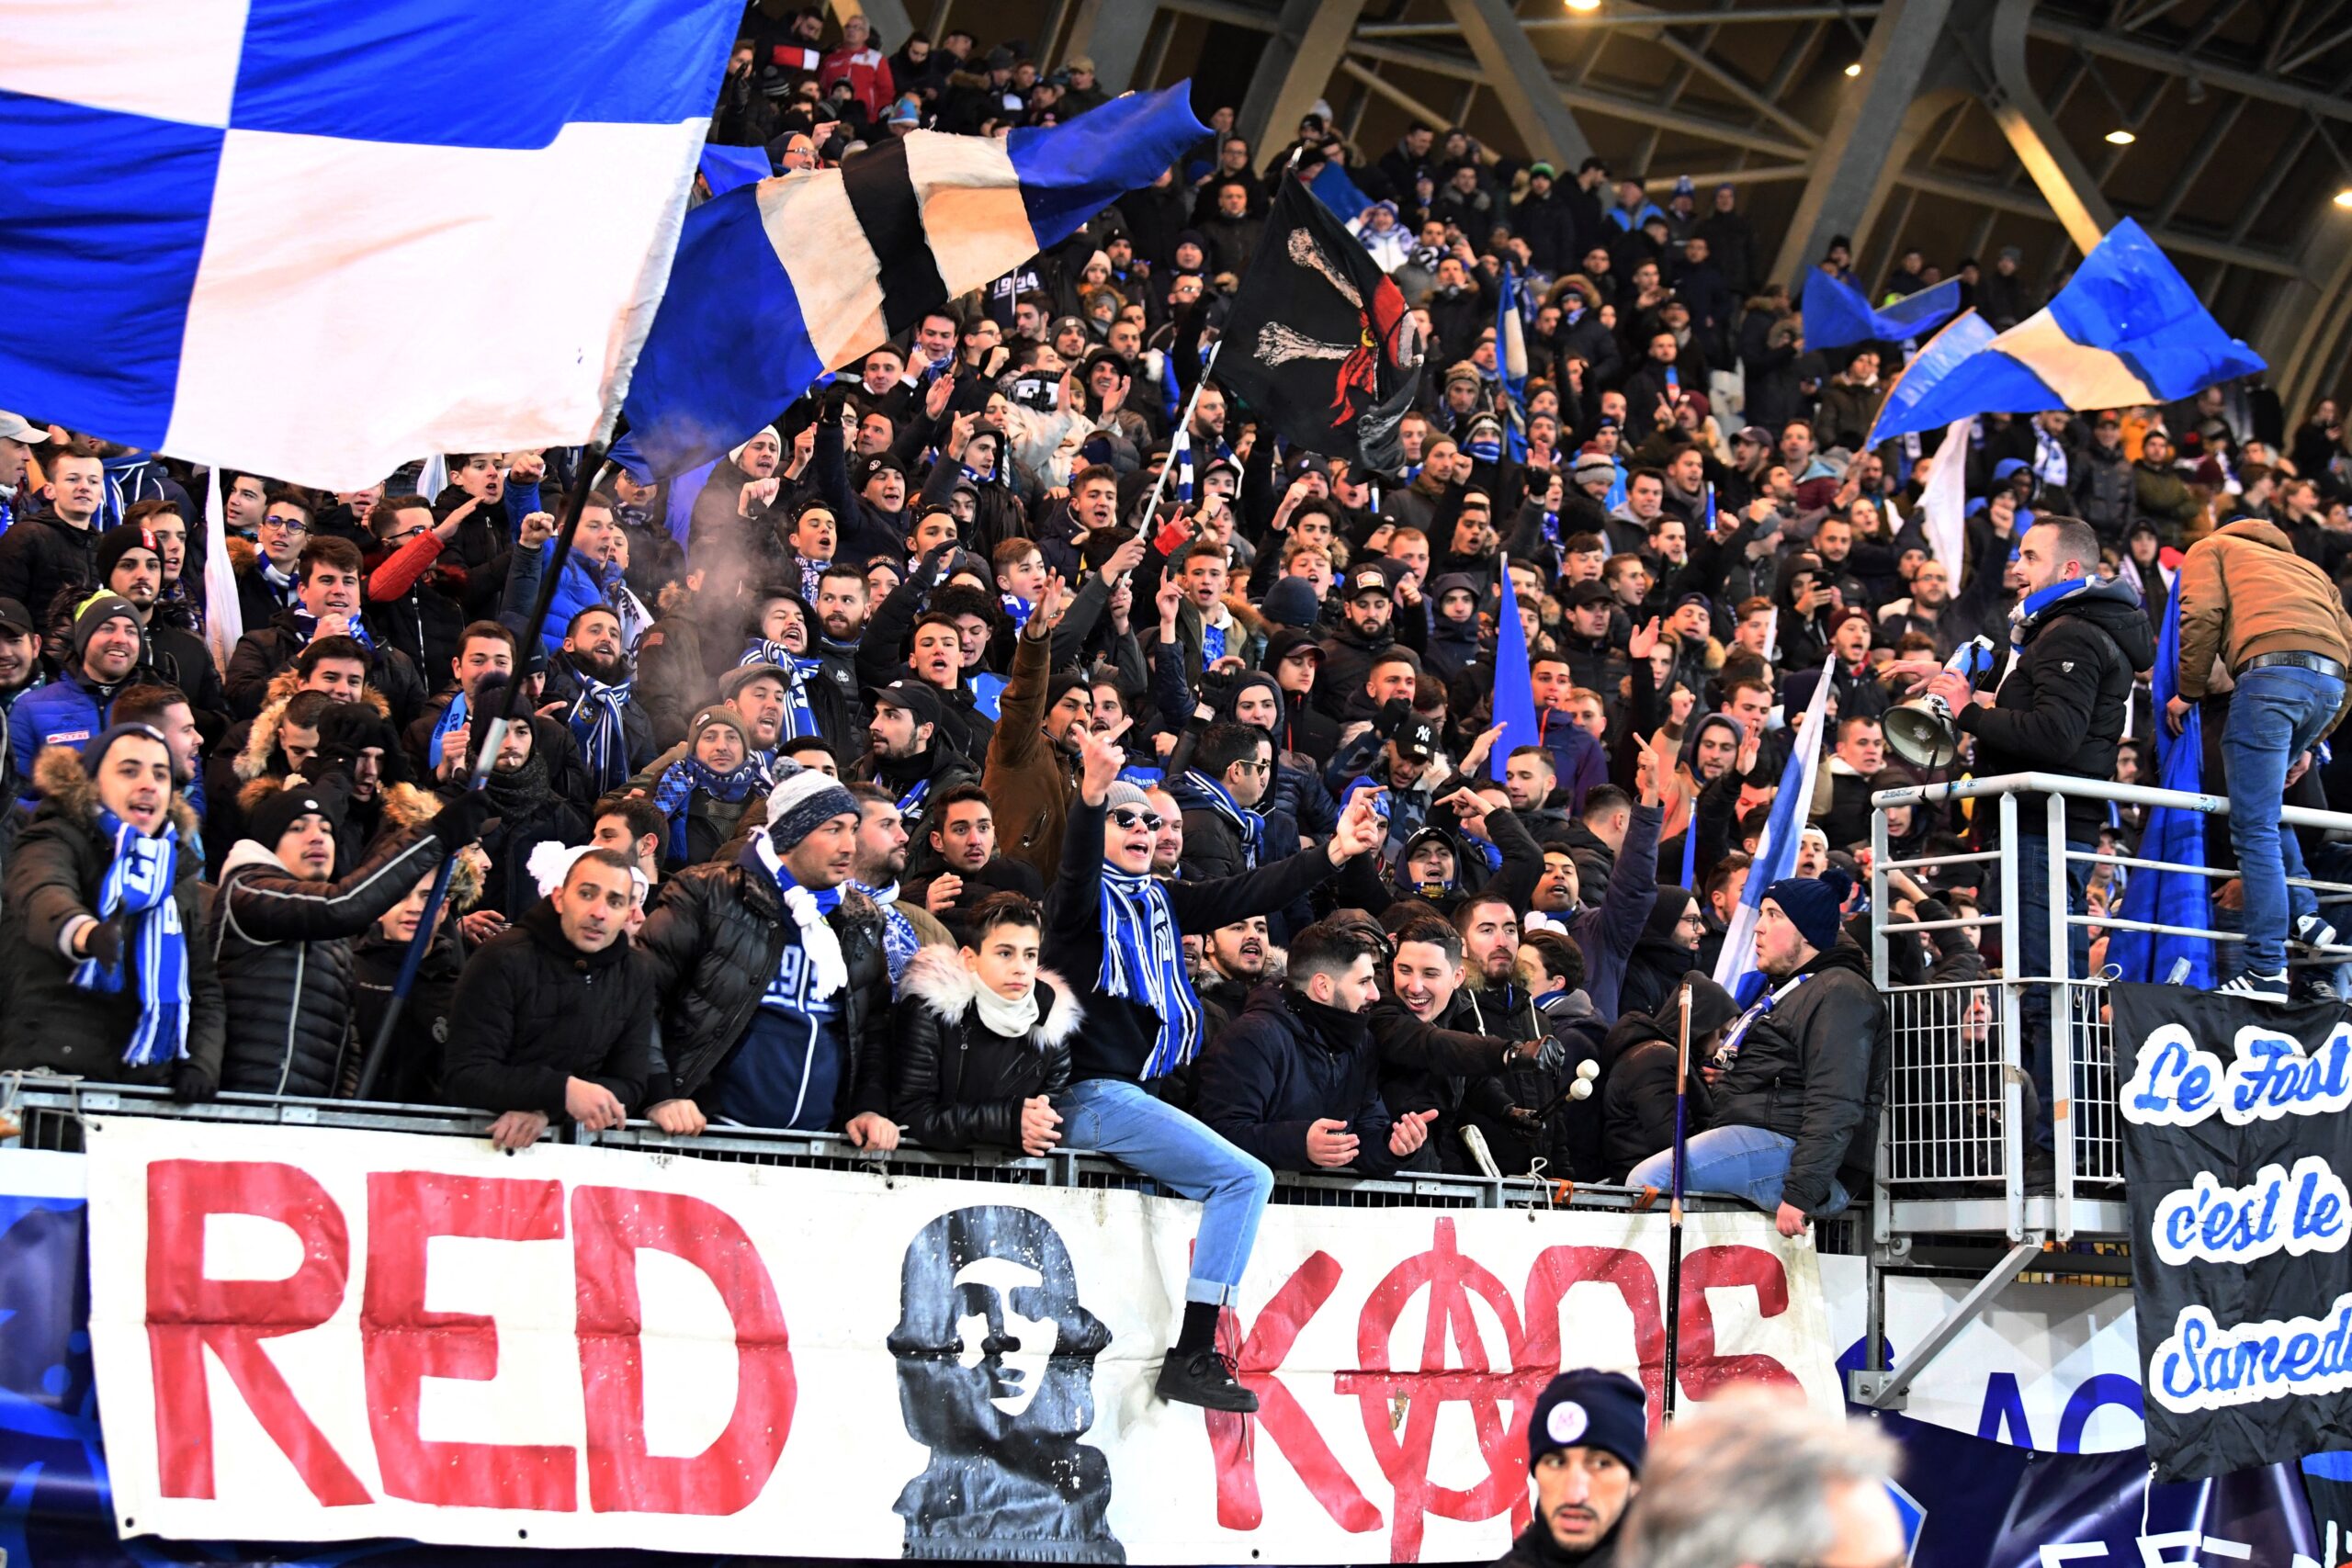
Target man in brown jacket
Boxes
[983,577,1093,884]
[2171,517,2352,1002]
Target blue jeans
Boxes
[1624,1127,1849,1216]
[1056,1077,1273,1306]
[2221,664,2344,974]
[2012,831,2092,1152]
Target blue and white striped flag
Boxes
[1495,262,1531,460]
[0,0,741,490]
[1171,426,1197,505]
[1712,666,1837,1002]
[621,85,1208,479]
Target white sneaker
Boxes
[2296,913,2339,949]
[2215,969,2291,1005]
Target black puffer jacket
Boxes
[635,859,891,1121]
[440,899,660,1117]
[890,946,1078,1150]
[209,817,450,1098]
[1951,575,2154,845]
[225,609,429,726]
[0,511,103,630]
[0,747,225,1086]
[1708,940,1888,1214]
[1194,982,1410,1175]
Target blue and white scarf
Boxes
[895,776,933,823]
[652,756,763,863]
[292,608,372,651]
[74,807,188,1067]
[1176,770,1263,870]
[1996,576,2108,697]
[1201,618,1228,670]
[1711,973,1809,1073]
[564,668,636,794]
[428,689,471,766]
[1000,592,1034,633]
[1099,866,1204,1078]
[854,879,920,987]
[738,639,827,739]
[258,558,300,611]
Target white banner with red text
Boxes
[84,1117,1841,1562]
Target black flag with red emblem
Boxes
[1215,174,1424,478]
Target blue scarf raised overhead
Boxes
[1201,619,1228,669]
[1098,865,1203,1079]
[564,667,636,794]
[1172,770,1264,870]
[651,755,763,863]
[1001,593,1034,632]
[428,690,470,767]
[74,807,188,1066]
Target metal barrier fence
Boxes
[2,1080,1747,1219]
[1868,769,2352,1247]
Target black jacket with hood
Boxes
[440,897,661,1118]
[1709,939,1888,1214]
[890,946,1079,1150]
[1195,982,1414,1176]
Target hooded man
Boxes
[1626,869,1887,1235]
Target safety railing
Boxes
[1868,770,2352,1245]
[1,1080,1745,1217]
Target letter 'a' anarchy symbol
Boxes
[1337,1217,1553,1561]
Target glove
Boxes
[170,1062,216,1104]
[82,917,124,969]
[821,380,854,418]
[429,788,496,847]
[1505,1105,1546,1135]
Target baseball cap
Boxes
[0,598,31,637]
[866,679,944,731]
[1571,581,1617,608]
[0,412,49,446]
[1735,424,1773,447]
[1395,716,1440,760]
[1346,564,1392,601]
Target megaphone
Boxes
[1883,636,1997,770]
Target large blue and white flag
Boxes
[621,85,1208,479]
[0,0,739,491]
[1712,665,1836,1002]
[1867,220,2265,443]
[1490,556,1541,765]
[1170,426,1197,505]
[1801,268,1962,351]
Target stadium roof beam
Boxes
[1060,0,1170,90]
[1768,0,1959,290]
[1984,0,2115,256]
[2026,17,2352,127]
[1340,38,1812,162]
[1236,0,1370,154]
[1358,5,1882,32]
[1447,0,1593,167]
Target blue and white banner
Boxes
[0,0,741,490]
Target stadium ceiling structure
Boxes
[1025,0,2352,413]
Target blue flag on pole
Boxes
[697,142,772,197]
[1307,159,1374,223]
[1170,426,1197,505]
[1800,269,1962,351]
[2106,592,2215,987]
[1490,559,1542,775]
[1713,670,1838,1002]
[620,85,1208,479]
[0,0,741,490]
[1866,219,2265,444]
[1495,263,1532,458]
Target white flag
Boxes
[201,466,242,676]
[1922,415,1973,577]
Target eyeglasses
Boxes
[1232,759,1271,774]
[1109,808,1165,832]
[261,514,309,534]
[381,525,427,547]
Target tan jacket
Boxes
[2175,519,2352,732]
[983,629,1077,886]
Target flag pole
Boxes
[1663,979,1694,1421]
[1136,341,1221,529]
[354,442,608,1100]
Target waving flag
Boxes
[1713,667,1837,1002]
[1495,262,1532,458]
[1307,158,1375,223]
[2106,592,2215,987]
[1801,269,1962,351]
[621,85,1208,479]
[697,142,772,198]
[1170,426,1197,505]
[0,0,740,491]
[1490,557,1541,766]
[1918,416,1973,575]
[1867,220,2264,443]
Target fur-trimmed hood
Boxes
[898,946,1083,1046]
[236,669,390,782]
[31,744,201,844]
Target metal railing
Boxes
[3,1081,1742,1217]
[1868,770,2352,1244]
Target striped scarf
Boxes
[1098,866,1203,1079]
[1001,593,1034,632]
[1176,770,1263,870]
[292,608,372,651]
[854,879,919,987]
[74,808,188,1067]
[651,756,763,863]
[564,667,635,794]
[739,639,827,739]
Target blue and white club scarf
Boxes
[1099,865,1204,1079]
[74,807,188,1067]
[566,671,636,794]
[737,640,827,739]
[652,756,763,863]
[1177,770,1264,870]
[292,608,373,651]
[854,880,920,987]
[428,689,470,765]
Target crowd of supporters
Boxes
[3,6,2351,1408]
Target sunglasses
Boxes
[1109,808,1166,832]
